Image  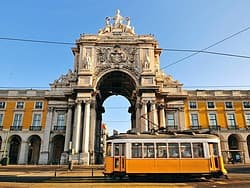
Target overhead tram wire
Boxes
[1,35,250,59]
[0,37,75,45]
[160,26,250,70]
[161,49,250,59]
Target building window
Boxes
[16,101,24,109]
[243,101,250,109]
[225,102,233,109]
[209,113,218,129]
[12,113,22,127]
[245,114,250,128]
[32,114,41,127]
[191,114,199,129]
[227,113,236,129]
[0,113,3,127]
[57,114,65,127]
[189,102,197,109]
[35,102,43,109]
[167,113,175,128]
[54,113,66,131]
[207,101,215,109]
[0,102,5,109]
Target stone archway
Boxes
[8,135,21,164]
[49,10,186,165]
[51,135,65,164]
[27,135,41,164]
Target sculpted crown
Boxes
[98,9,135,35]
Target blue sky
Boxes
[1,1,250,134]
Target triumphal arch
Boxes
[45,10,186,165]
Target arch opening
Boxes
[8,135,21,164]
[102,95,131,135]
[96,71,137,135]
[27,135,41,164]
[247,135,250,158]
[51,135,65,164]
[228,134,242,163]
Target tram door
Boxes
[113,143,126,172]
[208,143,220,171]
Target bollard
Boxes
[54,169,57,177]
[92,168,94,177]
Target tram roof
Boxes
[107,132,219,140]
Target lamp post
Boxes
[68,141,73,170]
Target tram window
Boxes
[114,144,120,156]
[180,143,192,158]
[156,143,167,158]
[143,143,155,158]
[121,144,125,156]
[168,143,179,158]
[132,143,142,158]
[212,143,219,156]
[106,142,112,156]
[192,143,204,158]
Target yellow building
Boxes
[0,90,48,164]
[185,90,250,163]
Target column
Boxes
[81,101,91,165]
[159,106,166,129]
[140,102,148,132]
[18,141,28,164]
[178,108,185,131]
[72,101,82,154]
[135,103,141,132]
[89,101,96,164]
[151,102,158,130]
[64,106,73,152]
[39,107,53,164]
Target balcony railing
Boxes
[29,126,42,131]
[166,125,178,131]
[190,125,201,130]
[228,126,239,130]
[54,126,66,131]
[10,126,22,131]
[209,125,221,131]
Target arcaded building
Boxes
[0,10,250,165]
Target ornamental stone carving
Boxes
[96,46,137,65]
[109,45,127,64]
[95,45,139,78]
[98,9,135,35]
[52,69,77,87]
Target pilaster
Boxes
[39,107,53,164]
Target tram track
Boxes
[0,174,225,183]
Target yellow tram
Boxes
[104,132,227,178]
